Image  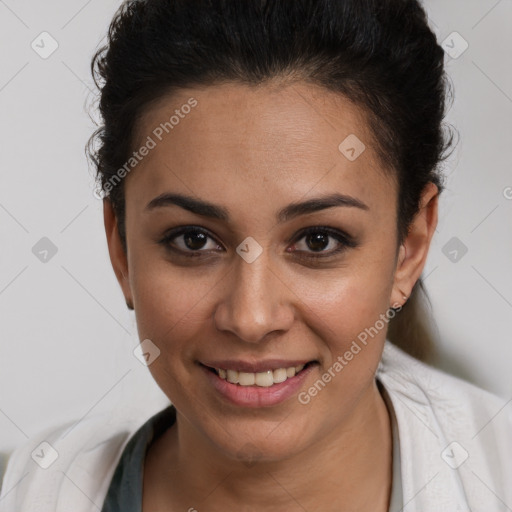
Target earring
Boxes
[391,291,408,311]
[126,299,134,310]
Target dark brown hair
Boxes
[87,0,455,362]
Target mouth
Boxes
[200,360,318,387]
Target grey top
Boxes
[101,378,403,511]
[379,378,404,512]
[100,404,177,511]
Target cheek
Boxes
[130,263,220,405]
[292,274,393,419]
[291,258,395,363]
[129,254,218,357]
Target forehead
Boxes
[128,81,396,216]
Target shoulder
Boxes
[0,409,147,512]
[378,340,511,424]
[377,340,512,509]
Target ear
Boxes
[103,199,133,308]
[390,182,439,308]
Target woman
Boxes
[1,0,511,510]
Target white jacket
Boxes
[1,340,511,511]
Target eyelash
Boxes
[159,225,358,260]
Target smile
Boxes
[199,361,318,407]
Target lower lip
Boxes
[200,363,317,408]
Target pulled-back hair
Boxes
[87,0,455,362]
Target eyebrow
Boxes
[144,192,369,223]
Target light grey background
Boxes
[0,0,511,455]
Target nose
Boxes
[214,248,295,344]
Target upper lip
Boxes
[200,358,316,373]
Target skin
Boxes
[104,81,438,511]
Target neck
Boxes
[145,379,393,512]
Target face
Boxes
[105,81,437,463]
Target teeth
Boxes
[226,369,239,384]
[215,363,308,387]
[255,370,274,387]
[238,372,255,386]
[272,368,288,384]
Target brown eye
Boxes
[183,230,208,250]
[304,232,330,252]
[289,226,358,259]
[160,227,222,255]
